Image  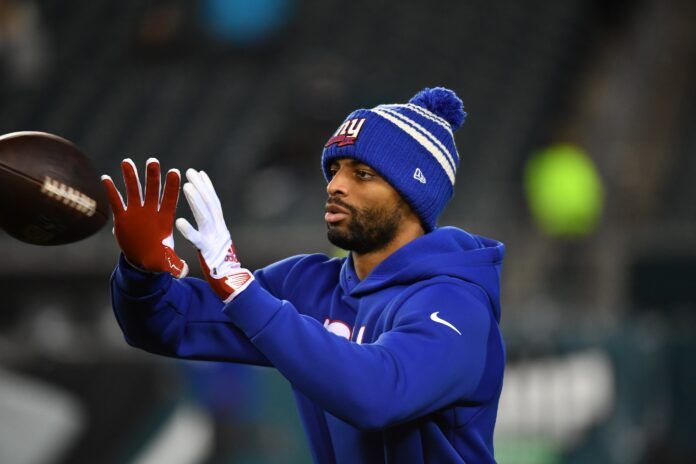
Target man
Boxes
[102,87,506,463]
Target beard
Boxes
[326,197,405,254]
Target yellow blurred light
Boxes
[524,144,603,237]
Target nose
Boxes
[326,169,348,197]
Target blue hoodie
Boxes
[111,226,505,463]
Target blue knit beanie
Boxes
[321,87,466,232]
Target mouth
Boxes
[325,203,350,223]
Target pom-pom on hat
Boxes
[322,86,467,232]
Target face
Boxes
[325,158,411,254]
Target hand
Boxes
[175,169,254,303]
[101,158,189,278]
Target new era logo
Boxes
[413,168,427,184]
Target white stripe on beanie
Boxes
[381,103,453,135]
[376,106,457,173]
[370,108,456,185]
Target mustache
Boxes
[326,197,358,215]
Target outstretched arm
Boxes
[103,159,270,365]
[111,250,332,365]
[111,255,271,365]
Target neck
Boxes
[352,221,425,280]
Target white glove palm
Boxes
[176,169,253,302]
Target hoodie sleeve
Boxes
[221,277,504,430]
[110,253,340,365]
[111,254,273,364]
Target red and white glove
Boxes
[175,169,254,303]
[101,158,189,278]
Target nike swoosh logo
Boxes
[430,312,462,335]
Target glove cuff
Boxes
[117,237,188,278]
[220,270,255,303]
[197,252,253,302]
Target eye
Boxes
[327,167,338,179]
[355,169,375,180]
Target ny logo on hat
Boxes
[325,118,366,148]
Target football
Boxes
[0,131,108,245]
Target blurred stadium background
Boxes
[1,0,695,463]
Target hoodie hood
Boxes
[339,227,505,322]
